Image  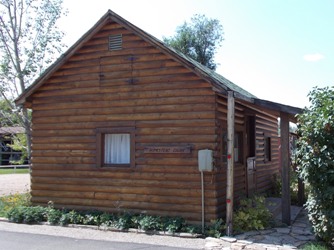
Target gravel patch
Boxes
[0,174,30,196]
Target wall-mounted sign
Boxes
[144,146,191,154]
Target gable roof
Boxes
[15,10,303,118]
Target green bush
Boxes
[46,208,62,225]
[21,206,46,223]
[134,214,161,231]
[162,217,186,233]
[207,218,225,238]
[3,200,201,235]
[111,212,134,230]
[7,206,25,223]
[233,196,272,233]
[297,87,334,247]
[7,206,47,223]
[0,193,31,217]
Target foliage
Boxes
[46,202,62,225]
[134,214,161,231]
[296,86,334,247]
[272,171,304,205]
[7,205,46,223]
[163,14,223,70]
[207,218,225,238]
[0,0,66,93]
[2,199,201,235]
[233,196,273,233]
[162,216,186,233]
[112,212,135,230]
[7,133,28,164]
[0,0,67,160]
[0,98,21,126]
[302,242,329,250]
[0,192,31,217]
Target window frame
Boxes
[264,136,272,162]
[96,127,135,168]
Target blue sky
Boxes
[59,0,334,108]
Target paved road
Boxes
[0,230,196,250]
[0,221,204,249]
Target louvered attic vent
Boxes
[109,34,122,51]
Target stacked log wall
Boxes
[30,21,218,223]
[215,95,280,218]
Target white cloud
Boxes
[303,53,325,62]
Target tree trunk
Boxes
[22,106,31,163]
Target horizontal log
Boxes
[31,183,204,198]
[31,176,204,190]
[32,129,95,137]
[33,87,214,104]
[30,169,203,182]
[135,157,197,166]
[31,164,96,171]
[32,143,95,151]
[32,103,215,118]
[32,95,214,111]
[30,196,206,214]
[71,47,163,62]
[135,119,215,128]
[32,121,136,130]
[31,190,95,199]
[78,39,152,54]
[135,134,216,144]
[32,150,95,158]
[31,190,217,206]
[137,126,215,135]
[31,156,94,165]
[32,136,94,144]
[32,111,216,124]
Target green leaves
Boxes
[297,86,334,247]
[0,0,66,95]
[233,196,273,233]
[163,14,224,70]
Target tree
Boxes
[296,86,334,247]
[163,14,224,70]
[0,0,66,161]
[0,98,21,126]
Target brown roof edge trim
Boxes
[253,98,304,116]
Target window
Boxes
[222,131,243,163]
[104,134,130,164]
[264,136,271,162]
[97,128,135,168]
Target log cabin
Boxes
[15,10,302,226]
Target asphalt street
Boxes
[0,230,198,250]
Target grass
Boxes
[0,168,29,174]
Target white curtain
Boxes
[104,134,130,164]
